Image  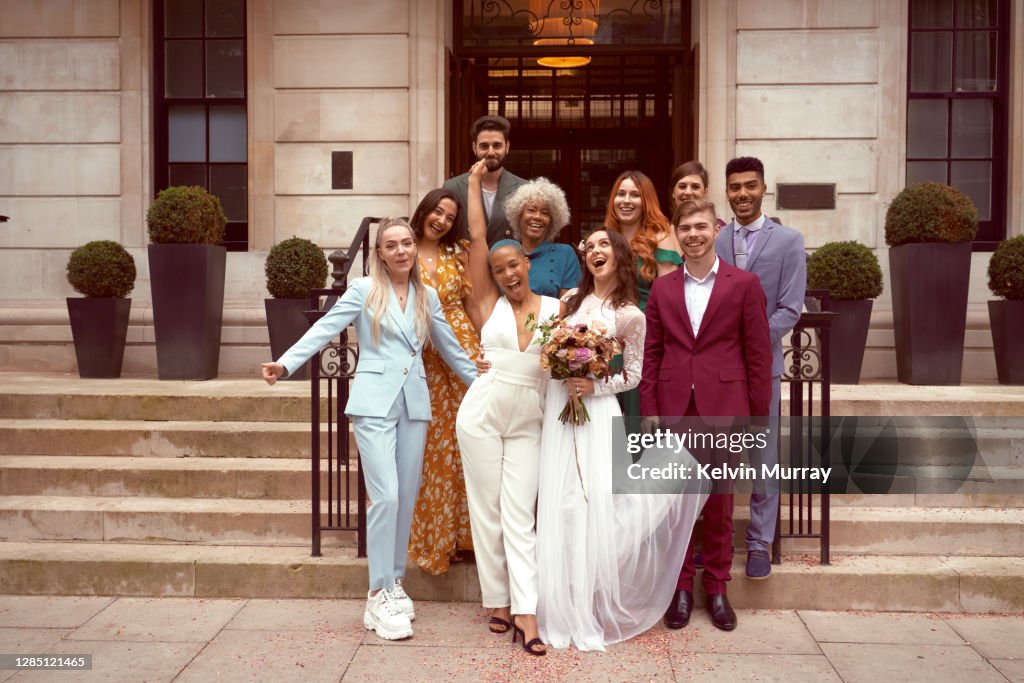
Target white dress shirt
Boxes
[683,256,719,338]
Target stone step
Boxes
[0,495,357,546]
[1,375,1022,423]
[4,457,1019,522]
[0,490,1018,557]
[689,506,1024,557]
[2,456,1018,510]
[0,541,1019,612]
[0,385,314,423]
[3,419,1022,475]
[769,506,1024,557]
[0,455,359,499]
[0,419,356,458]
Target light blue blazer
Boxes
[276,277,476,420]
[715,217,807,377]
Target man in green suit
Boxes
[444,115,526,246]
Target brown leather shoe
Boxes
[707,593,737,631]
[663,589,693,629]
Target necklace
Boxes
[510,296,536,321]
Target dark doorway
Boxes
[449,3,694,247]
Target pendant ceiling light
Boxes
[531,1,598,69]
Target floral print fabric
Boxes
[408,240,481,574]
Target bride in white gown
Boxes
[536,229,707,652]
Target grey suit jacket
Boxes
[276,277,476,420]
[715,217,806,377]
[443,169,526,246]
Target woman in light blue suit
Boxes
[261,217,476,641]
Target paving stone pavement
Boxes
[0,596,1020,682]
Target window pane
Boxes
[907,99,948,158]
[165,40,203,98]
[206,40,244,98]
[207,0,245,37]
[911,0,952,27]
[955,31,997,92]
[956,0,997,27]
[951,160,991,220]
[907,160,948,185]
[168,164,207,189]
[951,99,993,157]
[209,164,247,222]
[165,0,203,37]
[910,32,952,92]
[168,105,206,162]
[209,106,247,162]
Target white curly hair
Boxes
[503,177,571,242]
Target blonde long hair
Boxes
[366,217,431,346]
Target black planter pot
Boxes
[889,242,971,385]
[989,299,1024,385]
[67,297,131,378]
[148,244,227,380]
[265,298,313,381]
[826,299,874,385]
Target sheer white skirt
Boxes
[536,380,708,651]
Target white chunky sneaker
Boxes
[363,589,413,640]
[391,579,415,621]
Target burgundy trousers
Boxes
[676,393,734,595]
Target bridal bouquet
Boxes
[532,315,623,426]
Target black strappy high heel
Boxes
[488,616,512,634]
[511,616,547,656]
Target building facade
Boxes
[0,0,1021,379]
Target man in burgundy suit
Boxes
[641,198,772,631]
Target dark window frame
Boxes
[153,0,249,251]
[906,0,1011,250]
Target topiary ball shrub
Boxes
[66,241,137,298]
[265,237,329,299]
[988,235,1024,300]
[884,181,978,247]
[146,186,227,244]
[807,241,884,300]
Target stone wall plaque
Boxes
[332,151,353,190]
[776,183,836,210]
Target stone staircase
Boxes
[0,373,1022,612]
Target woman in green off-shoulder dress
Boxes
[603,171,682,423]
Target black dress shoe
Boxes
[663,589,693,629]
[707,593,737,631]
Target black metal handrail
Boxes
[774,290,837,565]
[306,216,378,558]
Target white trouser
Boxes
[456,355,544,615]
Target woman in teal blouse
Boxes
[503,178,581,299]
[603,170,682,424]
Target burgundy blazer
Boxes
[640,261,772,419]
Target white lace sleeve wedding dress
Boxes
[536,292,707,652]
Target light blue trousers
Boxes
[351,390,428,592]
[746,375,781,553]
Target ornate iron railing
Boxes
[307,216,377,557]
[774,290,837,565]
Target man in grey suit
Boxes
[714,156,806,580]
[443,115,526,246]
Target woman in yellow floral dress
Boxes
[407,188,482,574]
